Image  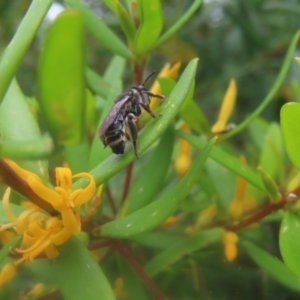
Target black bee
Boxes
[98,72,165,158]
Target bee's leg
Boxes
[125,113,139,159]
[139,102,161,118]
[146,92,166,100]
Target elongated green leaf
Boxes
[179,132,265,191]
[0,136,53,160]
[126,125,174,214]
[86,68,110,98]
[134,0,163,55]
[222,30,300,140]
[280,211,300,278]
[244,241,300,292]
[100,137,215,238]
[74,58,198,188]
[154,0,203,48]
[104,56,127,84]
[65,0,132,59]
[38,10,85,145]
[0,80,48,178]
[54,236,115,300]
[145,229,223,277]
[0,0,53,103]
[115,1,136,45]
[280,102,300,170]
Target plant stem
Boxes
[225,187,300,232]
[0,159,56,214]
[121,162,134,204]
[114,240,167,300]
[106,185,117,215]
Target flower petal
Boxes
[56,168,72,191]
[72,173,96,206]
[51,227,72,245]
[27,175,61,208]
[45,243,60,258]
[2,188,17,223]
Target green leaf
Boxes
[257,166,282,203]
[281,102,300,170]
[222,30,300,140]
[154,0,203,48]
[0,136,53,160]
[65,138,90,173]
[115,1,136,45]
[74,58,198,188]
[259,123,284,181]
[100,137,215,238]
[134,0,163,55]
[38,10,85,145]
[145,228,223,277]
[65,0,132,59]
[244,240,300,292]
[53,236,115,300]
[0,202,24,223]
[126,124,174,214]
[0,80,48,178]
[0,237,21,265]
[0,0,53,103]
[179,132,265,191]
[86,68,110,98]
[280,211,300,278]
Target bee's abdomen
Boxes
[104,114,126,154]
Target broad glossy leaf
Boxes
[74,58,199,187]
[145,228,223,277]
[65,0,132,59]
[154,0,203,47]
[179,132,265,191]
[134,0,163,55]
[281,102,300,170]
[0,80,48,178]
[100,137,215,238]
[0,0,53,103]
[126,125,174,214]
[54,236,115,300]
[38,10,85,145]
[280,211,300,278]
[244,240,300,292]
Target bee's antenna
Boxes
[142,71,156,86]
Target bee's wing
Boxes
[98,93,132,139]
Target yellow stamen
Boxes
[211,79,237,134]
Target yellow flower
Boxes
[211,79,237,134]
[229,156,247,220]
[0,162,96,267]
[223,231,238,262]
[175,123,192,176]
[0,263,16,287]
[149,62,181,110]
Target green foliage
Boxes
[1,0,300,299]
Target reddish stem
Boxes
[38,289,60,300]
[225,187,300,232]
[121,162,134,204]
[106,185,117,215]
[88,240,112,251]
[114,240,167,300]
